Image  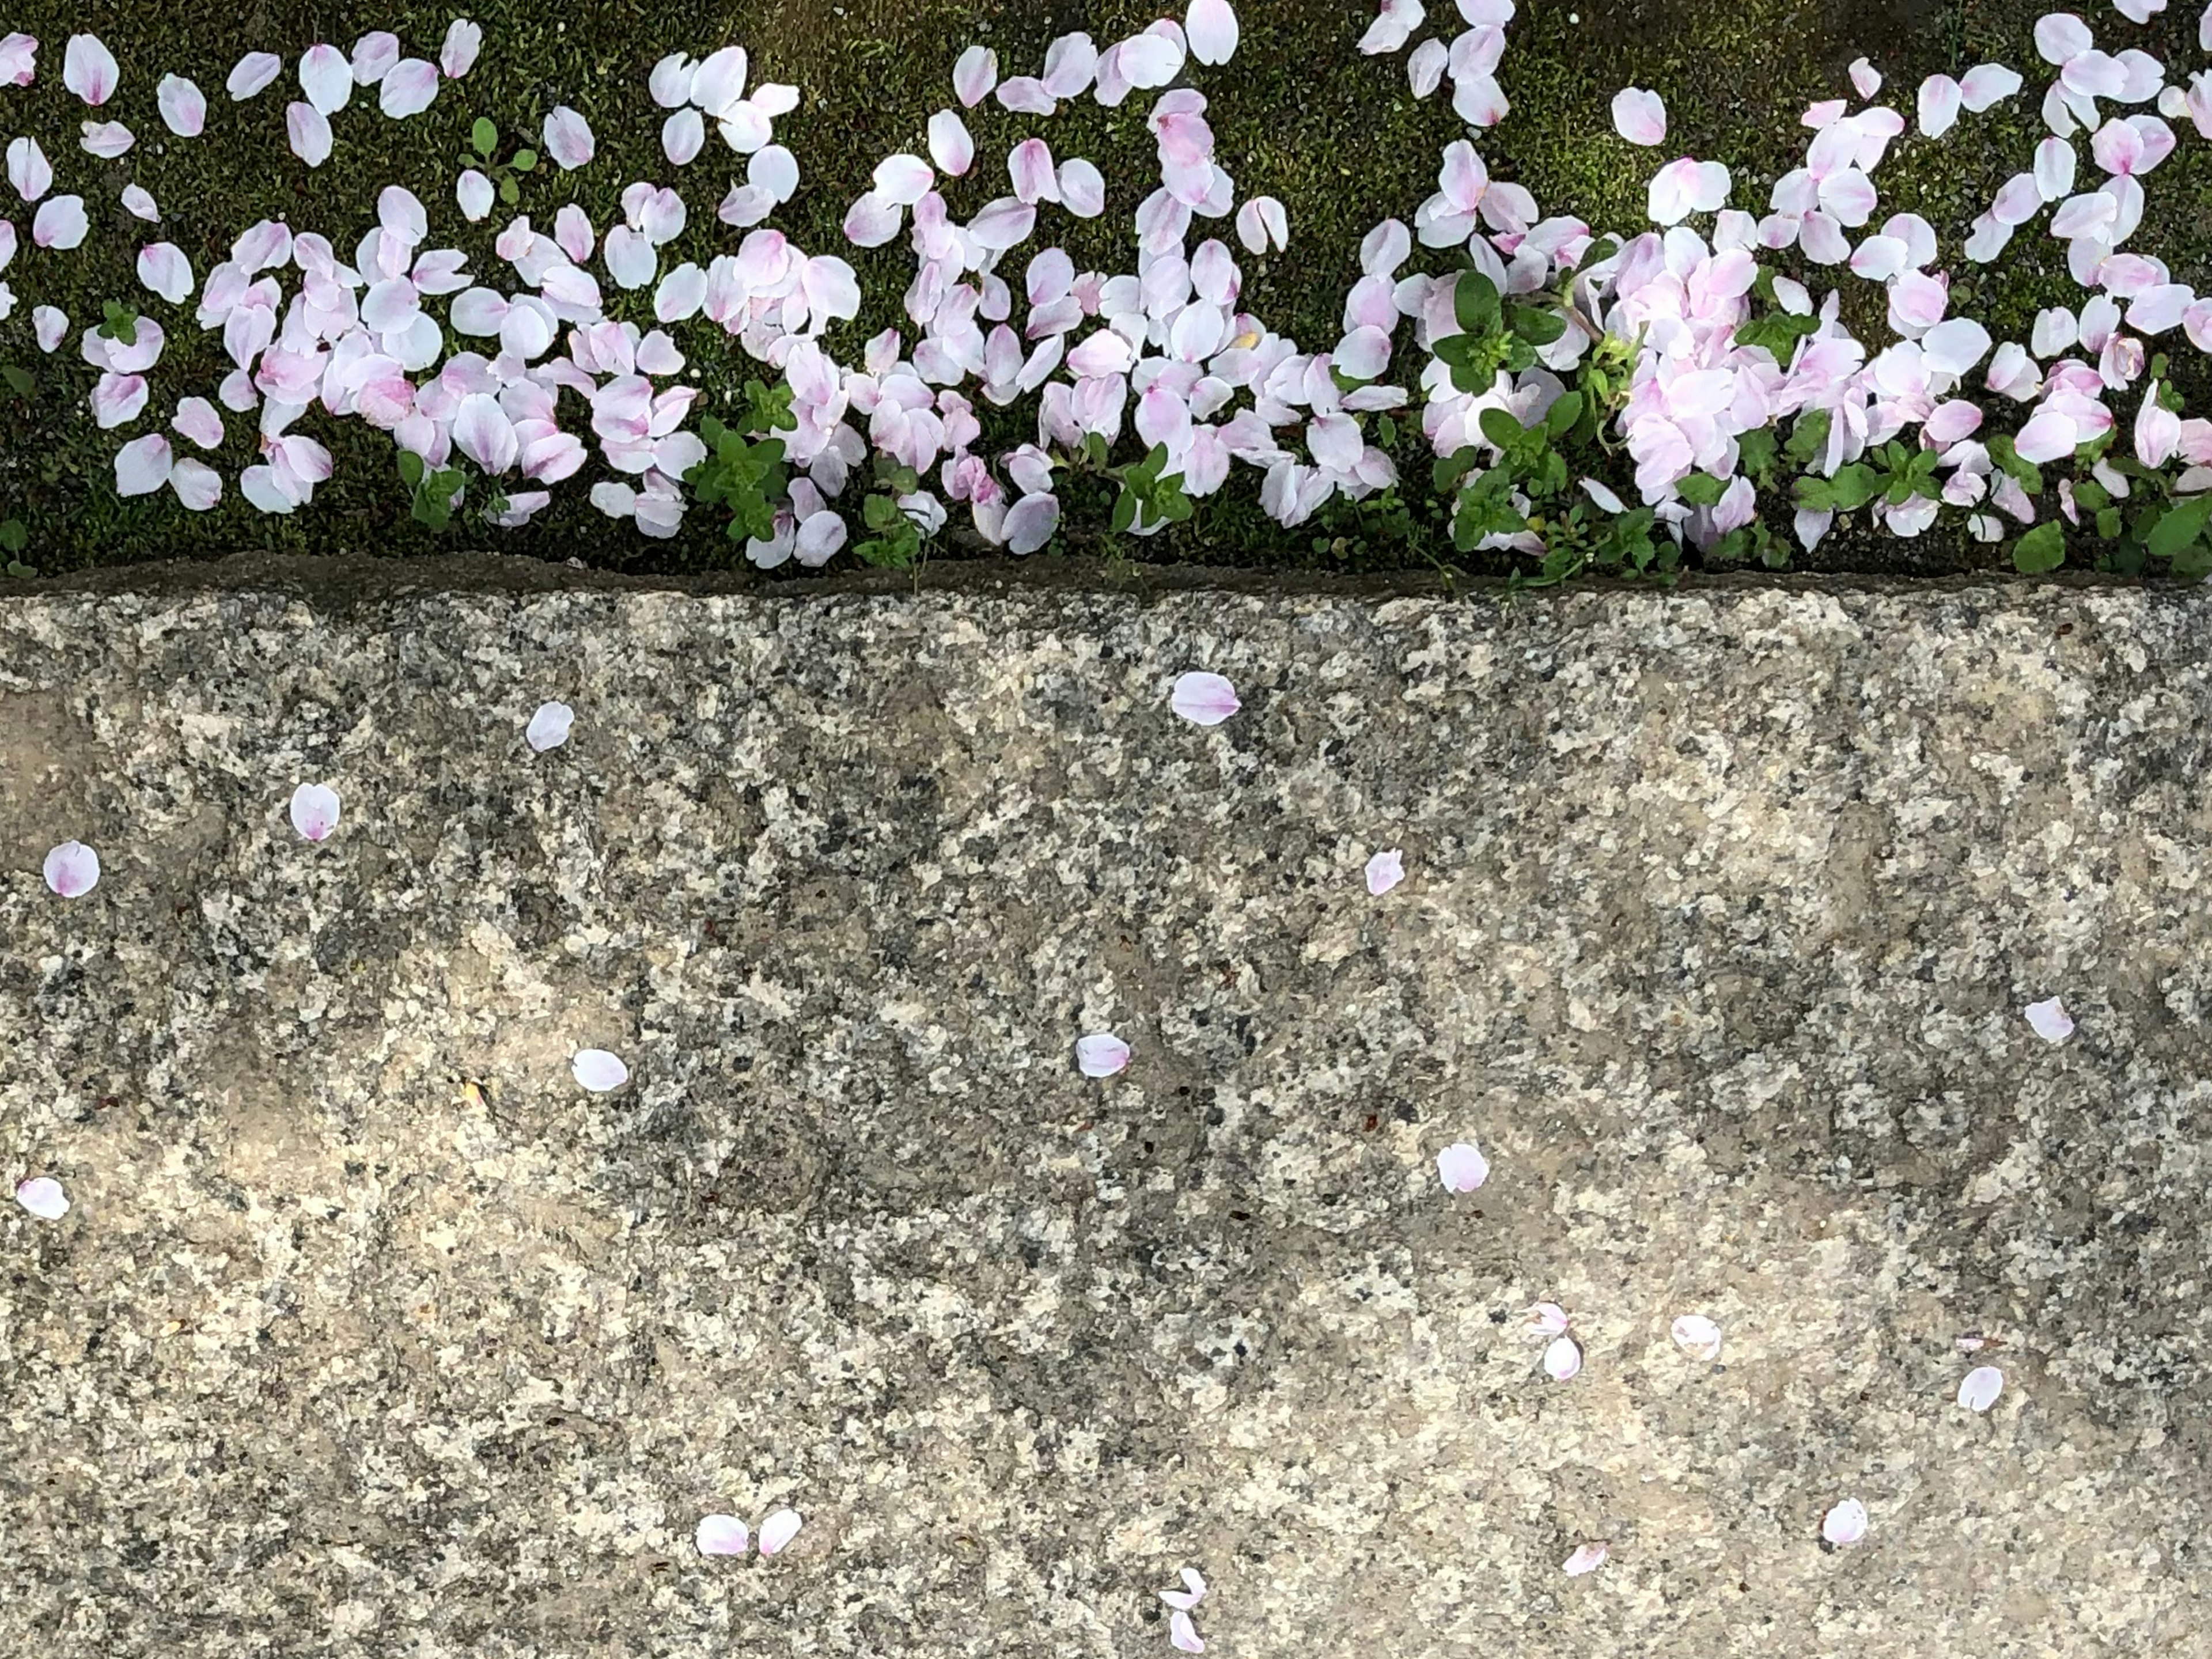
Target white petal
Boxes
[1823,1498,1868,1546]
[1562,1542,1608,1577]
[157,74,207,138]
[572,1048,629,1092]
[113,433,173,496]
[300,42,353,115]
[663,107,705,166]
[1169,1610,1205,1654]
[1435,1142,1489,1193]
[290,782,342,841]
[526,701,575,752]
[286,101,334,165]
[1671,1313,1723,1359]
[42,840,100,897]
[15,1176,69,1219]
[1611,86,1666,146]
[695,1514,748,1555]
[379,58,441,118]
[1957,1365,2003,1412]
[1075,1033,1130,1077]
[63,33,119,105]
[1543,1335,1584,1381]
[757,1508,802,1556]
[2024,995,2074,1043]
[1364,849,1404,895]
[544,107,596,170]
[1525,1301,1570,1337]
[1170,669,1239,725]
[228,51,283,100]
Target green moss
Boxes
[2,0,2210,579]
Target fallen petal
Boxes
[1563,1542,1608,1577]
[1543,1334,1584,1381]
[572,1048,629,1092]
[1436,1142,1489,1193]
[228,50,282,101]
[290,782,342,840]
[2024,995,2074,1043]
[157,73,207,137]
[63,33,119,106]
[543,107,595,171]
[1823,1498,1869,1546]
[1957,1365,2003,1412]
[1170,669,1240,725]
[43,840,100,897]
[16,1176,69,1219]
[695,1514,748,1556]
[1169,1610,1205,1654]
[1075,1032,1130,1077]
[1671,1313,1723,1360]
[1611,86,1666,146]
[757,1509,802,1556]
[1365,848,1405,895]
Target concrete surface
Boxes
[3,563,2209,1656]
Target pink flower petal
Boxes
[228,51,282,101]
[157,74,206,137]
[290,782,342,842]
[300,42,352,115]
[1543,1335,1584,1381]
[170,459,222,512]
[7,135,52,202]
[526,702,574,752]
[113,433,172,496]
[1823,1498,1868,1546]
[1957,1365,2003,1412]
[874,152,935,206]
[1169,669,1239,725]
[663,107,705,167]
[0,33,35,88]
[1169,1609,1205,1653]
[1671,1314,1722,1359]
[1003,489,1059,552]
[572,1048,629,1092]
[16,1176,69,1219]
[1185,0,1239,65]
[1611,86,1666,146]
[2024,995,2074,1042]
[378,59,440,119]
[63,33,118,105]
[1234,195,1288,253]
[42,840,100,897]
[122,183,159,220]
[927,110,974,176]
[953,44,998,108]
[695,1514,748,1556]
[1365,849,1405,895]
[353,32,400,85]
[454,392,518,474]
[1847,56,1881,99]
[440,19,483,80]
[1075,1032,1129,1077]
[79,119,134,159]
[1058,158,1106,217]
[1436,1142,1489,1193]
[1008,138,1058,206]
[543,107,595,171]
[1526,1301,1570,1337]
[137,242,192,303]
[757,1509,802,1556]
[1918,73,1961,139]
[1959,62,2023,112]
[172,396,224,449]
[1563,1542,1609,1577]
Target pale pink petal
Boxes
[79,119,134,159]
[42,840,100,897]
[2035,13,2093,63]
[968,196,1036,251]
[1365,848,1405,895]
[1120,32,1185,89]
[1235,195,1287,252]
[1075,1032,1130,1077]
[663,107,705,167]
[300,42,353,115]
[122,183,159,221]
[1170,669,1239,725]
[751,145,800,204]
[137,242,192,303]
[1918,73,1962,138]
[1169,1611,1205,1654]
[290,782,342,841]
[1007,138,1057,205]
[457,169,495,222]
[169,458,222,511]
[1563,1543,1608,1577]
[113,433,172,495]
[1671,1314,1722,1359]
[1436,1142,1489,1193]
[1408,39,1448,97]
[228,51,282,101]
[649,51,697,107]
[378,59,440,119]
[997,76,1056,115]
[0,33,35,88]
[572,1048,628,1092]
[2035,136,2077,202]
[454,392,518,473]
[757,1509,802,1556]
[1543,1335,1584,1381]
[1958,1365,2004,1412]
[15,1176,69,1219]
[1003,490,1060,552]
[440,19,483,80]
[695,1515,748,1556]
[1185,0,1240,65]
[1822,1498,1869,1546]
[1959,62,2022,112]
[353,31,400,85]
[874,151,935,206]
[1848,56,1881,99]
[89,370,146,427]
[843,190,903,247]
[1058,158,1106,217]
[543,107,595,171]
[1526,1301,1570,1336]
[157,74,207,137]
[63,33,118,106]
[8,136,52,202]
[2024,995,2074,1042]
[953,44,998,108]
[1043,32,1099,97]
[1611,86,1666,146]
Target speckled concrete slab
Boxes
[3,573,2209,1657]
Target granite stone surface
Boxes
[3,566,2210,1656]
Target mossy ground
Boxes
[2,0,2208,580]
